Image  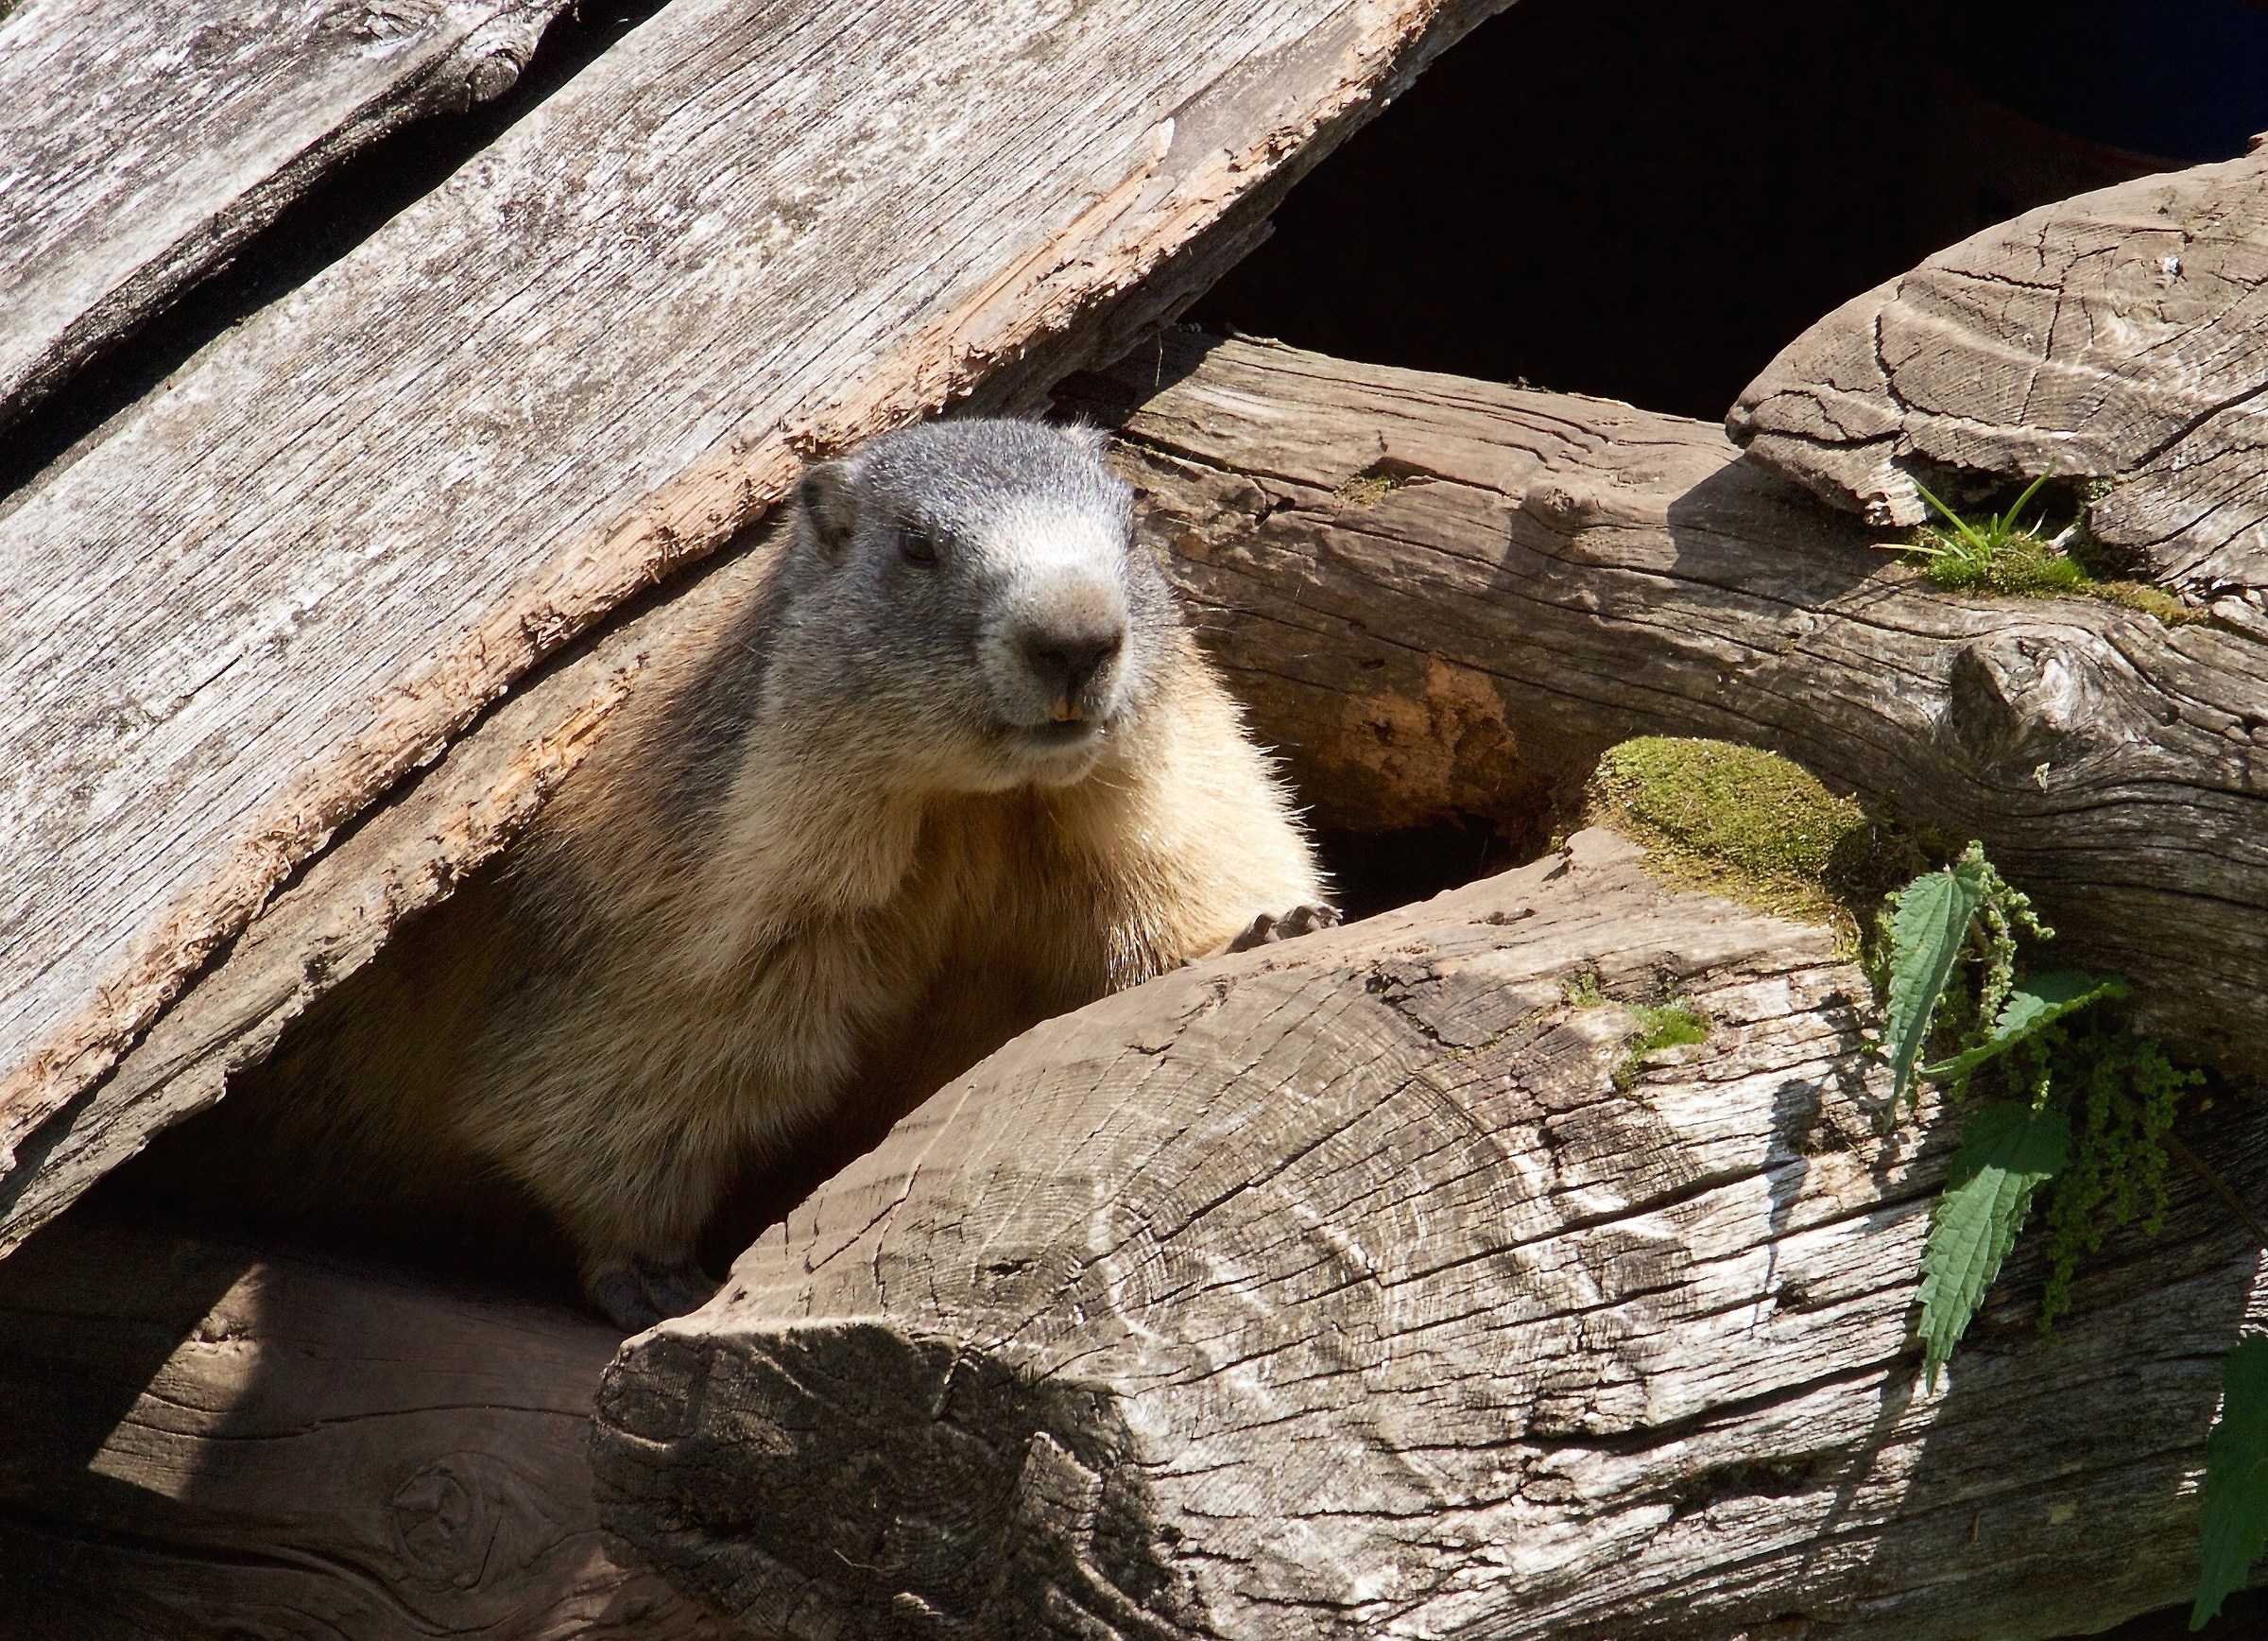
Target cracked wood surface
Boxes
[0,0,1507,1188]
[1725,149,2268,614]
[0,0,573,436]
[591,831,2268,1639]
[1055,332,2268,1078]
[0,1209,721,1639]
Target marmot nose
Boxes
[1022,627,1124,709]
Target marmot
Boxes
[180,419,1331,1327]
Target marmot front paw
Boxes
[587,1251,720,1332]
[1221,903,1342,954]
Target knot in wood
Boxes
[452,12,546,109]
[1947,631,2105,776]
[1520,481,1605,530]
[389,1453,512,1590]
[462,50,525,108]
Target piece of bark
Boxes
[0,1208,720,1639]
[0,0,573,436]
[1725,149,2268,612]
[0,0,1506,1182]
[590,830,2268,1639]
[1049,331,2268,1076]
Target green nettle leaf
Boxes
[1885,849,1987,1104]
[2193,1337,2268,1630]
[1919,970,2130,1082]
[1917,1101,2069,1389]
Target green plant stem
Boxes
[2165,1131,2268,1250]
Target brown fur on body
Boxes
[165,421,1324,1325]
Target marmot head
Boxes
[783,418,1175,793]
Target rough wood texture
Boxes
[0,0,1506,1187]
[1726,149,2268,614]
[0,523,783,1258]
[1051,332,2268,1076]
[0,1209,721,1639]
[591,830,2268,1639]
[0,0,572,434]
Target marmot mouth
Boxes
[1022,717,1105,745]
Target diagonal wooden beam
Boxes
[0,0,1508,1190]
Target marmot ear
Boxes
[797,460,859,557]
[1057,422,1109,457]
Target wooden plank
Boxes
[1727,149,2268,613]
[0,0,1508,1184]
[0,0,575,434]
[0,1208,721,1637]
[591,831,2268,1638]
[1055,332,2268,1075]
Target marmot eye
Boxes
[900,525,940,565]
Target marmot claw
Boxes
[1223,902,1342,953]
[589,1252,720,1332]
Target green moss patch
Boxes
[1561,969,1606,1008]
[1629,999,1710,1054]
[1906,525,2201,624]
[1613,999,1711,1091]
[1332,463,1411,509]
[1910,523,2085,595]
[1584,736,1930,952]
[2081,577,2202,626]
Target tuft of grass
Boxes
[1904,474,2067,593]
[1899,475,2201,624]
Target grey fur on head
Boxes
[770,417,1176,794]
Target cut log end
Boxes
[600,1323,1190,1638]
[1727,148,2268,603]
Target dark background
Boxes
[1191,0,2268,423]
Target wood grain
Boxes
[0,0,1507,1179]
[592,830,2268,1639]
[1727,149,2268,614]
[1055,332,2268,1077]
[0,0,573,434]
[0,1208,721,1638]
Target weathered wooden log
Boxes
[589,830,2268,1639]
[0,0,575,436]
[0,1207,719,1638]
[1052,331,2268,1075]
[11,327,2268,1270]
[1725,147,2268,612]
[0,0,1503,1194]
